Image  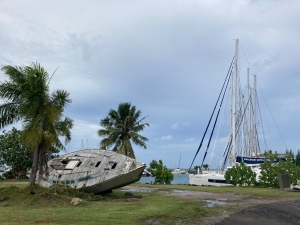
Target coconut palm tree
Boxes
[0,62,73,185]
[98,102,149,159]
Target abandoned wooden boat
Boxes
[36,149,146,193]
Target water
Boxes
[138,174,189,185]
[203,199,227,207]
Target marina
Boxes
[138,173,189,185]
[188,39,287,186]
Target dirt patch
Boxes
[122,185,264,203]
[121,186,290,224]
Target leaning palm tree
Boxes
[98,102,149,159]
[0,62,73,185]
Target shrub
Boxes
[225,162,256,186]
[147,159,174,184]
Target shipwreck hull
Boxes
[84,166,144,193]
[37,149,145,193]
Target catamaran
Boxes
[188,39,286,186]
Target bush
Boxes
[259,150,300,188]
[147,159,174,184]
[225,162,256,186]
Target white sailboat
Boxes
[189,39,280,186]
[172,154,188,174]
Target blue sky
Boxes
[0,0,299,169]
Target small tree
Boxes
[202,164,209,170]
[285,149,295,162]
[147,159,173,184]
[259,150,280,188]
[259,150,300,188]
[194,165,200,171]
[0,128,32,178]
[225,162,256,186]
[277,154,300,185]
[295,150,300,166]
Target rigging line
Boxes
[217,98,232,169]
[257,135,262,153]
[257,82,288,150]
[219,140,229,168]
[239,42,255,76]
[256,93,268,150]
[234,89,253,140]
[209,92,230,166]
[221,137,233,170]
[200,70,231,169]
[200,109,221,169]
[253,118,262,154]
[188,56,235,171]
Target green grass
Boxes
[0,184,215,225]
[0,178,29,182]
[0,182,299,225]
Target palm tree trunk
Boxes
[28,146,40,186]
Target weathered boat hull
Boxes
[37,149,145,194]
[84,166,145,193]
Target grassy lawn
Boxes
[0,182,299,225]
[0,183,215,225]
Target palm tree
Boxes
[0,62,73,185]
[98,102,149,159]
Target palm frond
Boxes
[0,103,22,128]
[131,123,150,133]
[131,132,148,149]
[1,65,27,85]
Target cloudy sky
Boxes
[0,0,299,169]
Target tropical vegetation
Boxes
[147,159,174,184]
[225,162,256,186]
[296,150,300,166]
[98,102,149,159]
[0,62,73,185]
[259,150,300,188]
[202,164,209,170]
[0,128,33,178]
[193,165,200,170]
[225,150,300,188]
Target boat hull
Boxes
[84,166,144,193]
[189,172,232,186]
[37,149,146,194]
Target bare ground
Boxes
[121,186,300,225]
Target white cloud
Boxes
[185,138,195,143]
[171,122,189,130]
[171,123,182,130]
[160,135,173,141]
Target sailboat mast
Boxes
[232,39,238,159]
[253,74,258,156]
[247,68,251,156]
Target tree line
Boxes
[0,62,149,185]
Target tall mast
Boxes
[247,68,251,156]
[253,74,257,156]
[232,39,238,158]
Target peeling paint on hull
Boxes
[37,149,146,193]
